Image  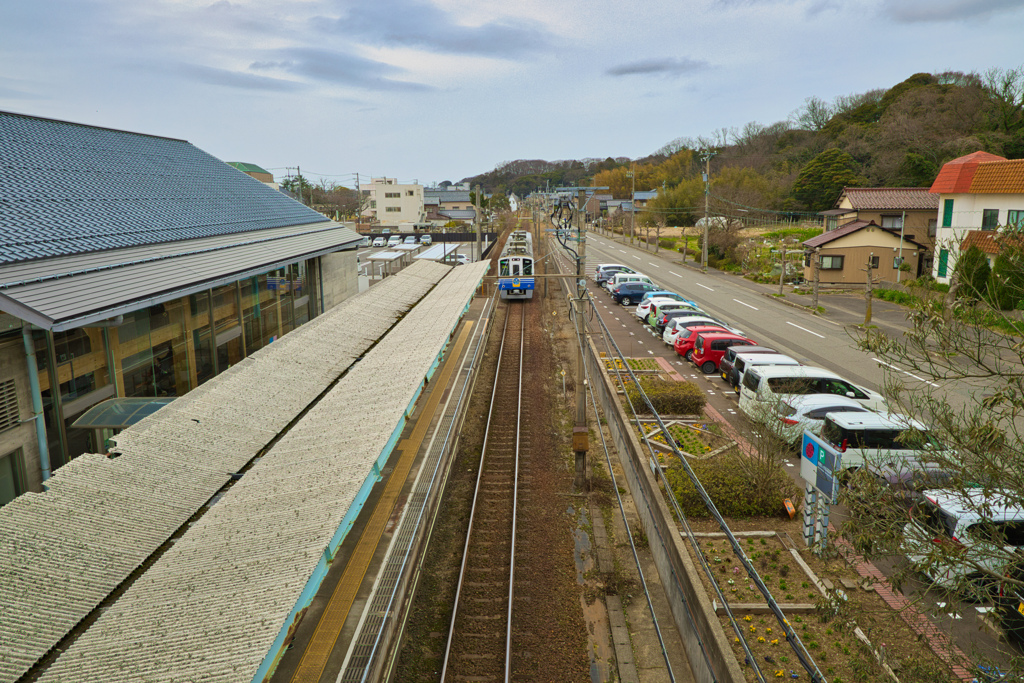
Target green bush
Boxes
[665,452,801,518]
[762,227,823,242]
[659,237,677,249]
[873,288,917,306]
[954,245,990,301]
[988,249,1024,310]
[624,377,706,415]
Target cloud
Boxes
[881,0,1024,22]
[178,64,305,92]
[321,0,553,58]
[251,48,434,92]
[606,58,710,78]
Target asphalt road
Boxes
[573,231,1024,673]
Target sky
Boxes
[2,0,1023,189]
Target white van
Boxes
[606,272,653,292]
[739,365,887,423]
[730,353,800,394]
[820,411,943,471]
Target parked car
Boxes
[387,235,402,247]
[635,296,682,321]
[595,265,634,285]
[902,489,1024,595]
[690,332,757,374]
[372,236,386,247]
[739,365,888,423]
[819,411,944,471]
[420,234,432,245]
[358,236,370,247]
[770,393,868,445]
[640,291,698,307]
[606,272,653,292]
[995,549,1024,642]
[612,282,660,305]
[663,317,735,346]
[729,352,801,396]
[645,301,700,327]
[657,308,725,335]
[404,235,417,244]
[720,345,778,388]
[854,459,955,511]
[673,324,729,360]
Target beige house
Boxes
[802,220,926,285]
[821,187,938,271]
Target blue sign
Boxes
[499,278,535,291]
[801,431,842,504]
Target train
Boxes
[497,229,534,300]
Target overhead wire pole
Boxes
[553,185,608,490]
[700,150,717,273]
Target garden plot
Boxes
[682,523,957,683]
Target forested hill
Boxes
[462,68,1024,223]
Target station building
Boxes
[0,111,361,505]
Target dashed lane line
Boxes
[695,283,714,291]
[732,298,758,311]
[873,358,940,387]
[785,321,826,339]
[669,271,681,277]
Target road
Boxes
[572,230,1023,673]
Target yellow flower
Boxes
[749,626,757,633]
[771,639,779,646]
[743,615,752,622]
[775,671,784,678]
[766,627,772,634]
[757,637,765,643]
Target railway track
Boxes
[441,300,529,682]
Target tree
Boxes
[791,148,867,211]
[850,267,1024,675]
[790,97,835,131]
[988,245,1024,310]
[488,192,511,213]
[952,244,991,302]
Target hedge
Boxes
[665,451,801,518]
[624,377,706,415]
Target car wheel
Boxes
[684,350,693,361]
[622,296,631,305]
[701,361,716,374]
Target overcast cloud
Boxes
[0,0,1021,184]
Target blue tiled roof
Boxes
[0,111,327,265]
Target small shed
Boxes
[802,220,926,285]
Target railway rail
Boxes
[440,300,527,682]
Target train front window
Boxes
[512,261,521,276]
[500,260,510,276]
[524,260,533,276]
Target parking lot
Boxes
[579,234,1024,673]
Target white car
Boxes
[902,489,1024,593]
[420,235,432,245]
[820,411,944,471]
[372,237,386,247]
[771,394,869,446]
[387,235,402,247]
[739,365,888,424]
[662,316,728,346]
[404,235,417,244]
[635,296,683,320]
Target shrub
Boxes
[659,237,677,250]
[873,288,916,306]
[665,451,801,518]
[624,377,706,415]
[988,248,1024,310]
[953,245,990,301]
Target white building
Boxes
[929,151,1024,282]
[360,178,425,227]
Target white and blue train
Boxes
[498,229,534,300]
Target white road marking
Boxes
[629,331,635,336]
[619,249,627,253]
[669,271,681,277]
[632,255,642,260]
[732,298,758,310]
[638,340,644,345]
[976,606,994,614]
[786,462,794,467]
[648,263,660,268]
[696,283,714,291]
[785,322,826,339]
[873,358,940,387]
[648,350,654,355]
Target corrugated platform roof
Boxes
[0,111,325,265]
[0,260,453,683]
[34,262,488,682]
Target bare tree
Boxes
[790,96,834,131]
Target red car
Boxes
[673,324,727,360]
[691,332,757,374]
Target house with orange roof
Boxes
[929,151,1024,282]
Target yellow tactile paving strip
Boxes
[289,322,474,683]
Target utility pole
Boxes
[778,240,787,296]
[573,189,589,490]
[475,185,482,261]
[626,167,635,245]
[297,165,304,205]
[812,247,821,312]
[863,253,875,326]
[700,150,717,273]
